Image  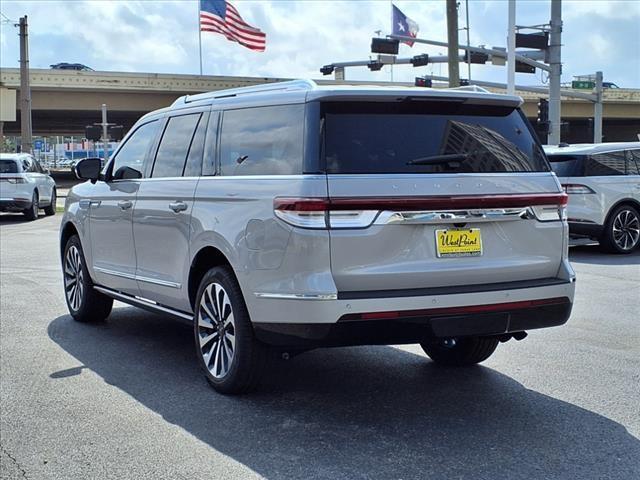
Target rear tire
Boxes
[44,188,56,216]
[194,266,268,394]
[600,204,640,254]
[63,235,113,323]
[23,191,38,221]
[420,336,499,367]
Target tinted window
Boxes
[111,120,159,179]
[548,154,585,177]
[323,102,549,174]
[0,160,19,173]
[627,150,640,175]
[183,113,209,177]
[584,152,626,176]
[152,114,201,178]
[220,104,304,176]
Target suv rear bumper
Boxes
[568,221,603,239]
[0,198,32,211]
[250,277,575,347]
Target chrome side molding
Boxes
[254,292,338,301]
[375,206,562,225]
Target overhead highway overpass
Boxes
[1,68,639,143]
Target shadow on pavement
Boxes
[569,244,640,265]
[48,309,640,480]
[0,212,41,224]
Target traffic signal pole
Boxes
[547,0,562,145]
[101,104,109,163]
[594,71,603,143]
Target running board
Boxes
[93,286,193,323]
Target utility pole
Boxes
[464,0,471,81]
[507,0,516,95]
[101,104,110,163]
[548,0,562,145]
[593,71,603,143]
[18,16,32,154]
[445,0,460,87]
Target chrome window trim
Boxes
[254,292,338,301]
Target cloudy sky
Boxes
[1,0,639,87]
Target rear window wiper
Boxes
[406,153,470,165]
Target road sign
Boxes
[34,140,43,150]
[572,80,595,89]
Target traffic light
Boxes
[537,98,549,134]
[516,61,536,74]
[460,79,470,86]
[410,54,429,67]
[320,64,334,76]
[367,61,384,72]
[109,125,124,141]
[465,51,489,64]
[516,32,549,50]
[414,77,432,87]
[85,125,101,141]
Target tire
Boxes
[600,204,640,254]
[23,191,38,221]
[44,188,56,216]
[420,336,499,367]
[194,266,268,394]
[63,235,113,323]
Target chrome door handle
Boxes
[79,199,101,209]
[117,200,133,210]
[169,201,187,213]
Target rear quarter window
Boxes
[322,102,549,174]
[219,104,304,176]
[0,160,19,173]
[548,155,585,177]
[584,152,626,176]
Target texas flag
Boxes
[392,4,419,47]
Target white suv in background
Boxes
[545,142,640,253]
[0,153,57,220]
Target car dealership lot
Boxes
[1,213,639,480]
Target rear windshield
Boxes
[322,102,549,174]
[548,155,585,177]
[0,159,19,174]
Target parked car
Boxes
[0,153,57,220]
[545,142,640,253]
[60,80,575,394]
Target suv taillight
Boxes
[274,193,569,229]
[562,184,595,194]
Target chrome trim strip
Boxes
[94,266,136,281]
[93,286,193,321]
[94,266,181,289]
[135,274,182,289]
[254,292,338,301]
[375,208,530,225]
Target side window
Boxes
[111,120,159,179]
[219,104,304,176]
[626,150,640,175]
[151,114,201,178]
[584,152,626,176]
[183,112,209,177]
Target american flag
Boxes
[200,0,266,52]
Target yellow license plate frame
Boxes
[435,228,483,258]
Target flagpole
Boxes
[197,0,203,75]
[389,0,393,82]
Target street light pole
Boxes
[18,16,33,154]
[507,0,516,95]
[101,104,110,163]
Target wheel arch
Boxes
[60,221,79,259]
[188,246,234,311]
[605,198,640,223]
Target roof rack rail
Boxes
[172,79,317,106]
[447,85,491,94]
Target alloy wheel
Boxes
[612,209,640,251]
[197,282,236,379]
[64,245,84,311]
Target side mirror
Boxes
[112,165,142,180]
[74,157,102,183]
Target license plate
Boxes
[435,228,483,257]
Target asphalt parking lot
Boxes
[1,213,639,480]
